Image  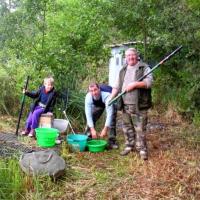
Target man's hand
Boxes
[126,82,137,92]
[90,127,97,139]
[126,81,147,92]
[109,88,119,101]
[23,89,27,94]
[100,126,109,138]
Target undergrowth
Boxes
[0,109,199,199]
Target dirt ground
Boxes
[0,110,200,200]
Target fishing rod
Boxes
[16,76,30,136]
[108,45,183,106]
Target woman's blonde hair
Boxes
[44,76,54,85]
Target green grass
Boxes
[0,111,200,199]
[0,158,24,200]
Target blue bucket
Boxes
[67,134,88,152]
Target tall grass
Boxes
[0,158,24,200]
[0,157,61,200]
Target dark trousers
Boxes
[85,105,117,143]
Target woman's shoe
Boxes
[21,129,30,136]
[28,129,35,137]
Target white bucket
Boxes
[53,119,69,133]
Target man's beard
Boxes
[93,95,100,100]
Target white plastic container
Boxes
[53,119,69,133]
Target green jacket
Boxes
[118,62,152,110]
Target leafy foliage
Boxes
[0,0,111,124]
[0,0,200,123]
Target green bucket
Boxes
[35,128,59,148]
[87,140,107,153]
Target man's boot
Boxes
[108,128,118,149]
[120,146,132,156]
[139,150,148,160]
[108,139,119,150]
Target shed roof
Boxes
[108,41,144,48]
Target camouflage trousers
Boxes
[122,104,148,152]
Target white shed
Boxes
[108,41,143,87]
